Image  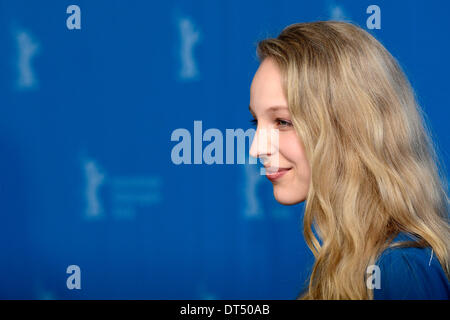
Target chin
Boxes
[273,186,306,206]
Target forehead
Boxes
[250,58,287,113]
[251,58,283,90]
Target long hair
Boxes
[256,21,449,299]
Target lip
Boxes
[264,167,292,181]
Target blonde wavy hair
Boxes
[256,21,449,299]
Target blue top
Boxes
[373,233,449,300]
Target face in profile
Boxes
[249,57,311,205]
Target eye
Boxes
[250,118,258,126]
[276,119,292,128]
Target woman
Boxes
[248,21,449,299]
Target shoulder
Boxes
[373,238,449,300]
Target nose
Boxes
[249,127,279,162]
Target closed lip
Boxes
[264,166,292,174]
[264,167,292,181]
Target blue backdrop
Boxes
[0,0,448,299]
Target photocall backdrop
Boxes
[0,0,448,299]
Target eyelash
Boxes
[276,119,292,127]
[249,118,292,128]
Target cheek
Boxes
[279,132,308,169]
[274,132,311,205]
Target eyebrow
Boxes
[248,105,289,115]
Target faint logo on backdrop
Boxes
[109,176,162,220]
[177,15,201,81]
[82,157,162,220]
[84,159,106,219]
[14,29,40,90]
[242,164,264,219]
[326,1,350,21]
[196,282,219,300]
[34,280,56,300]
